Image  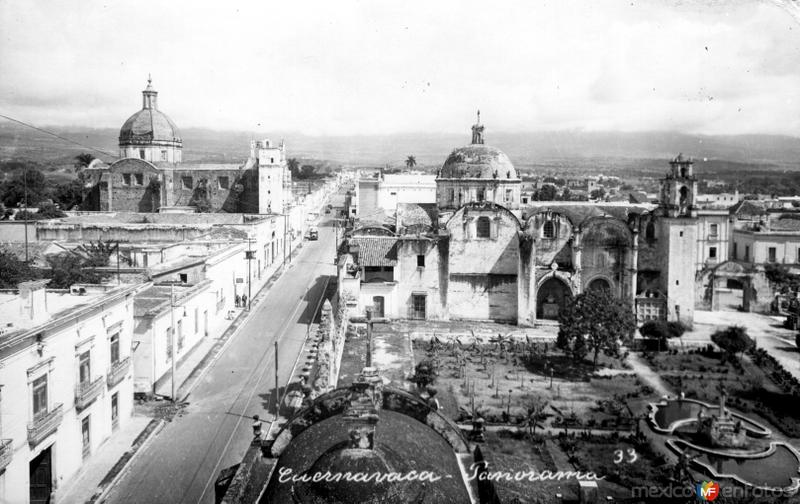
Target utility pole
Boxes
[245,238,254,311]
[274,340,279,418]
[23,166,29,263]
[170,282,177,402]
[283,213,288,269]
[366,307,374,368]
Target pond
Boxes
[668,439,800,491]
[650,398,771,437]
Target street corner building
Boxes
[81,77,291,215]
[0,281,138,504]
[338,115,703,326]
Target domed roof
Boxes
[438,144,517,180]
[119,108,181,144]
[119,78,181,145]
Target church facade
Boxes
[339,116,699,326]
[83,78,289,214]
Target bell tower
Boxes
[656,153,698,325]
[659,153,697,218]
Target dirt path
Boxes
[626,351,672,397]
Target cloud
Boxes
[0,0,798,136]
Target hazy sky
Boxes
[1,0,799,137]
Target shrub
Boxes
[411,358,438,388]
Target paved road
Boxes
[104,218,336,504]
[693,310,800,382]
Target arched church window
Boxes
[542,220,555,239]
[476,216,491,238]
[645,222,656,241]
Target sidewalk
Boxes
[58,415,153,504]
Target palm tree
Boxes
[405,155,417,169]
[74,153,96,171]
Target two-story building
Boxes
[0,281,138,504]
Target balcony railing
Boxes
[75,376,104,410]
[107,356,131,388]
[0,439,12,471]
[27,403,64,446]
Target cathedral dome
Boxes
[118,77,182,146]
[437,111,518,180]
[438,144,517,180]
[119,109,181,144]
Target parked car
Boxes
[306,227,319,240]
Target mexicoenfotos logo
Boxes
[696,481,720,501]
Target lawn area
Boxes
[478,430,670,503]
[645,349,800,437]
[412,339,657,428]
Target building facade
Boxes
[339,119,700,325]
[0,282,138,504]
[84,78,288,215]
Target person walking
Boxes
[235,294,241,308]
[242,294,248,309]
[252,414,263,439]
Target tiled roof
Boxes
[730,200,767,216]
[350,236,398,266]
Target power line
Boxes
[0,113,119,158]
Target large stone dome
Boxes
[119,108,181,144]
[118,78,182,146]
[438,144,517,180]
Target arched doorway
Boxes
[537,277,572,320]
[588,277,612,292]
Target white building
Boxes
[0,281,138,504]
[376,172,437,211]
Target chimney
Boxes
[19,279,50,323]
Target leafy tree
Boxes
[639,320,687,349]
[711,325,754,361]
[45,253,104,288]
[589,188,607,200]
[764,263,800,293]
[287,158,300,178]
[535,184,558,201]
[561,187,571,201]
[411,358,438,388]
[83,240,119,267]
[556,288,636,369]
[300,165,317,179]
[1,168,51,207]
[53,179,85,210]
[35,203,66,219]
[405,155,417,169]
[0,249,38,287]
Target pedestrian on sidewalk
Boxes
[235,294,241,308]
[242,294,248,309]
[252,414,263,439]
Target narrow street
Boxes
[102,218,337,504]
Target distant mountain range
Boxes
[1,121,798,173]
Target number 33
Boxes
[614,448,638,464]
